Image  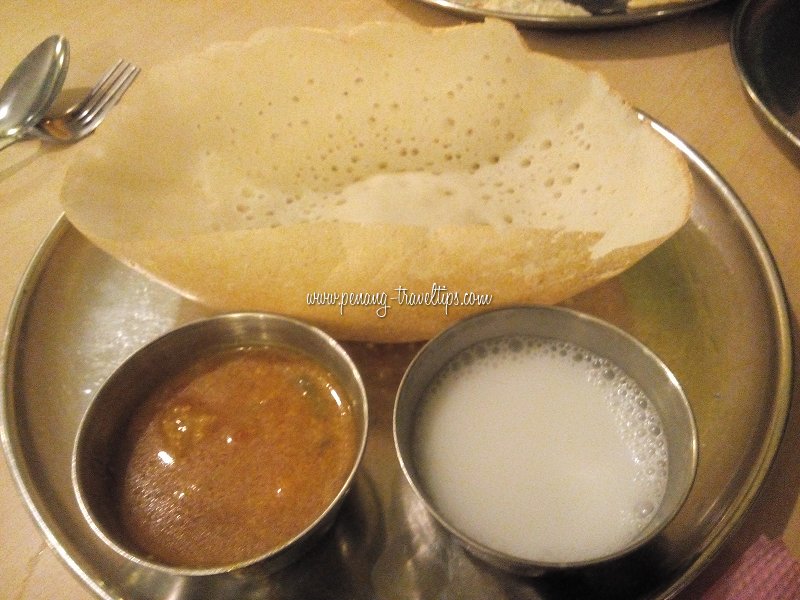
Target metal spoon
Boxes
[0,35,70,151]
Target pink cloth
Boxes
[703,536,800,600]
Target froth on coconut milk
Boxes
[413,335,668,564]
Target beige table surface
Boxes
[1,1,799,598]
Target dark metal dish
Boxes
[731,0,800,149]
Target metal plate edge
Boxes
[0,216,110,599]
[643,115,794,599]
[412,0,723,30]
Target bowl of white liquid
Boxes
[393,306,697,576]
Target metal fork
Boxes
[30,59,140,143]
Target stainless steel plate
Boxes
[731,0,800,149]
[1,115,792,599]
[412,0,722,29]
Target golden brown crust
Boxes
[80,222,674,342]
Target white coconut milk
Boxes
[413,335,668,564]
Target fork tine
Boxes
[28,59,140,143]
[71,59,128,118]
[76,64,140,133]
[77,61,138,124]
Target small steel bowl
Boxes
[72,312,368,576]
[393,306,697,576]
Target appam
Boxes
[60,19,692,342]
